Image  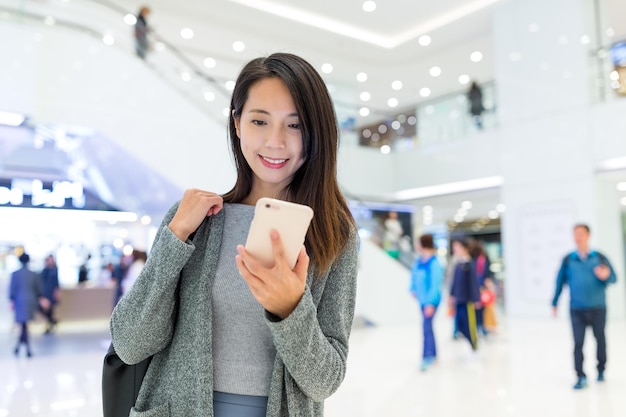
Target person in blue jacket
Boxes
[552,223,617,390]
[410,234,444,371]
[9,253,48,357]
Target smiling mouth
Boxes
[261,155,288,164]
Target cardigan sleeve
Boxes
[110,203,196,365]
[265,232,359,402]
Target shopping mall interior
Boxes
[1,0,626,416]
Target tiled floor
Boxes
[1,315,625,417]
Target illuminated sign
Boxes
[0,179,86,208]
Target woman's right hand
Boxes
[168,189,223,241]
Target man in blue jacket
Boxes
[552,224,617,390]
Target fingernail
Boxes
[271,231,278,240]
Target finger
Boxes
[294,246,310,278]
[270,230,287,266]
[236,245,264,279]
[235,253,262,288]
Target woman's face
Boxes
[235,77,305,198]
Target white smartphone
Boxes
[245,197,314,269]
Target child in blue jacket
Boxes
[410,234,444,371]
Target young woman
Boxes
[110,53,358,417]
[410,234,444,371]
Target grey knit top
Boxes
[110,202,358,417]
[212,203,275,396]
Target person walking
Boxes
[9,253,48,358]
[467,81,485,129]
[40,254,60,334]
[449,239,481,352]
[410,234,444,371]
[134,6,151,60]
[109,53,358,417]
[552,223,617,390]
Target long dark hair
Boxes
[222,52,354,274]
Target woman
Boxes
[410,234,444,371]
[110,53,358,417]
[10,253,48,357]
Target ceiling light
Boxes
[617,182,626,191]
[225,80,236,90]
[180,28,194,39]
[620,197,626,205]
[362,1,376,12]
[496,203,506,213]
[181,71,191,82]
[610,71,619,81]
[154,42,165,52]
[418,35,431,46]
[420,87,431,97]
[204,91,215,101]
[356,72,368,82]
[606,28,615,37]
[580,35,590,45]
[321,63,333,74]
[391,80,403,90]
[204,57,216,68]
[407,116,417,125]
[233,41,245,52]
[380,145,391,155]
[44,16,56,26]
[528,23,539,33]
[599,156,626,171]
[0,111,26,126]
[454,214,465,223]
[458,74,470,84]
[360,91,371,101]
[140,215,152,225]
[123,14,137,25]
[470,51,483,62]
[391,120,401,130]
[102,34,115,46]
[359,107,370,117]
[488,210,499,219]
[387,98,398,107]
[461,201,473,210]
[429,66,442,77]
[392,176,504,201]
[362,129,372,138]
[371,133,380,142]
[378,125,388,134]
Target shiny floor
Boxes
[1,315,625,417]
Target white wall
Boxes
[0,21,236,195]
[355,239,419,326]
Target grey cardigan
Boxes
[110,203,358,417]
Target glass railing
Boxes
[0,0,232,123]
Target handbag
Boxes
[102,343,152,417]
[101,222,205,417]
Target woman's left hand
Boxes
[236,230,309,320]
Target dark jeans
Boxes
[570,308,607,378]
[421,306,438,360]
[455,303,478,351]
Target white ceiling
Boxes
[118,0,625,125]
[124,0,497,121]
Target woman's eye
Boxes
[288,123,301,129]
[251,120,266,126]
